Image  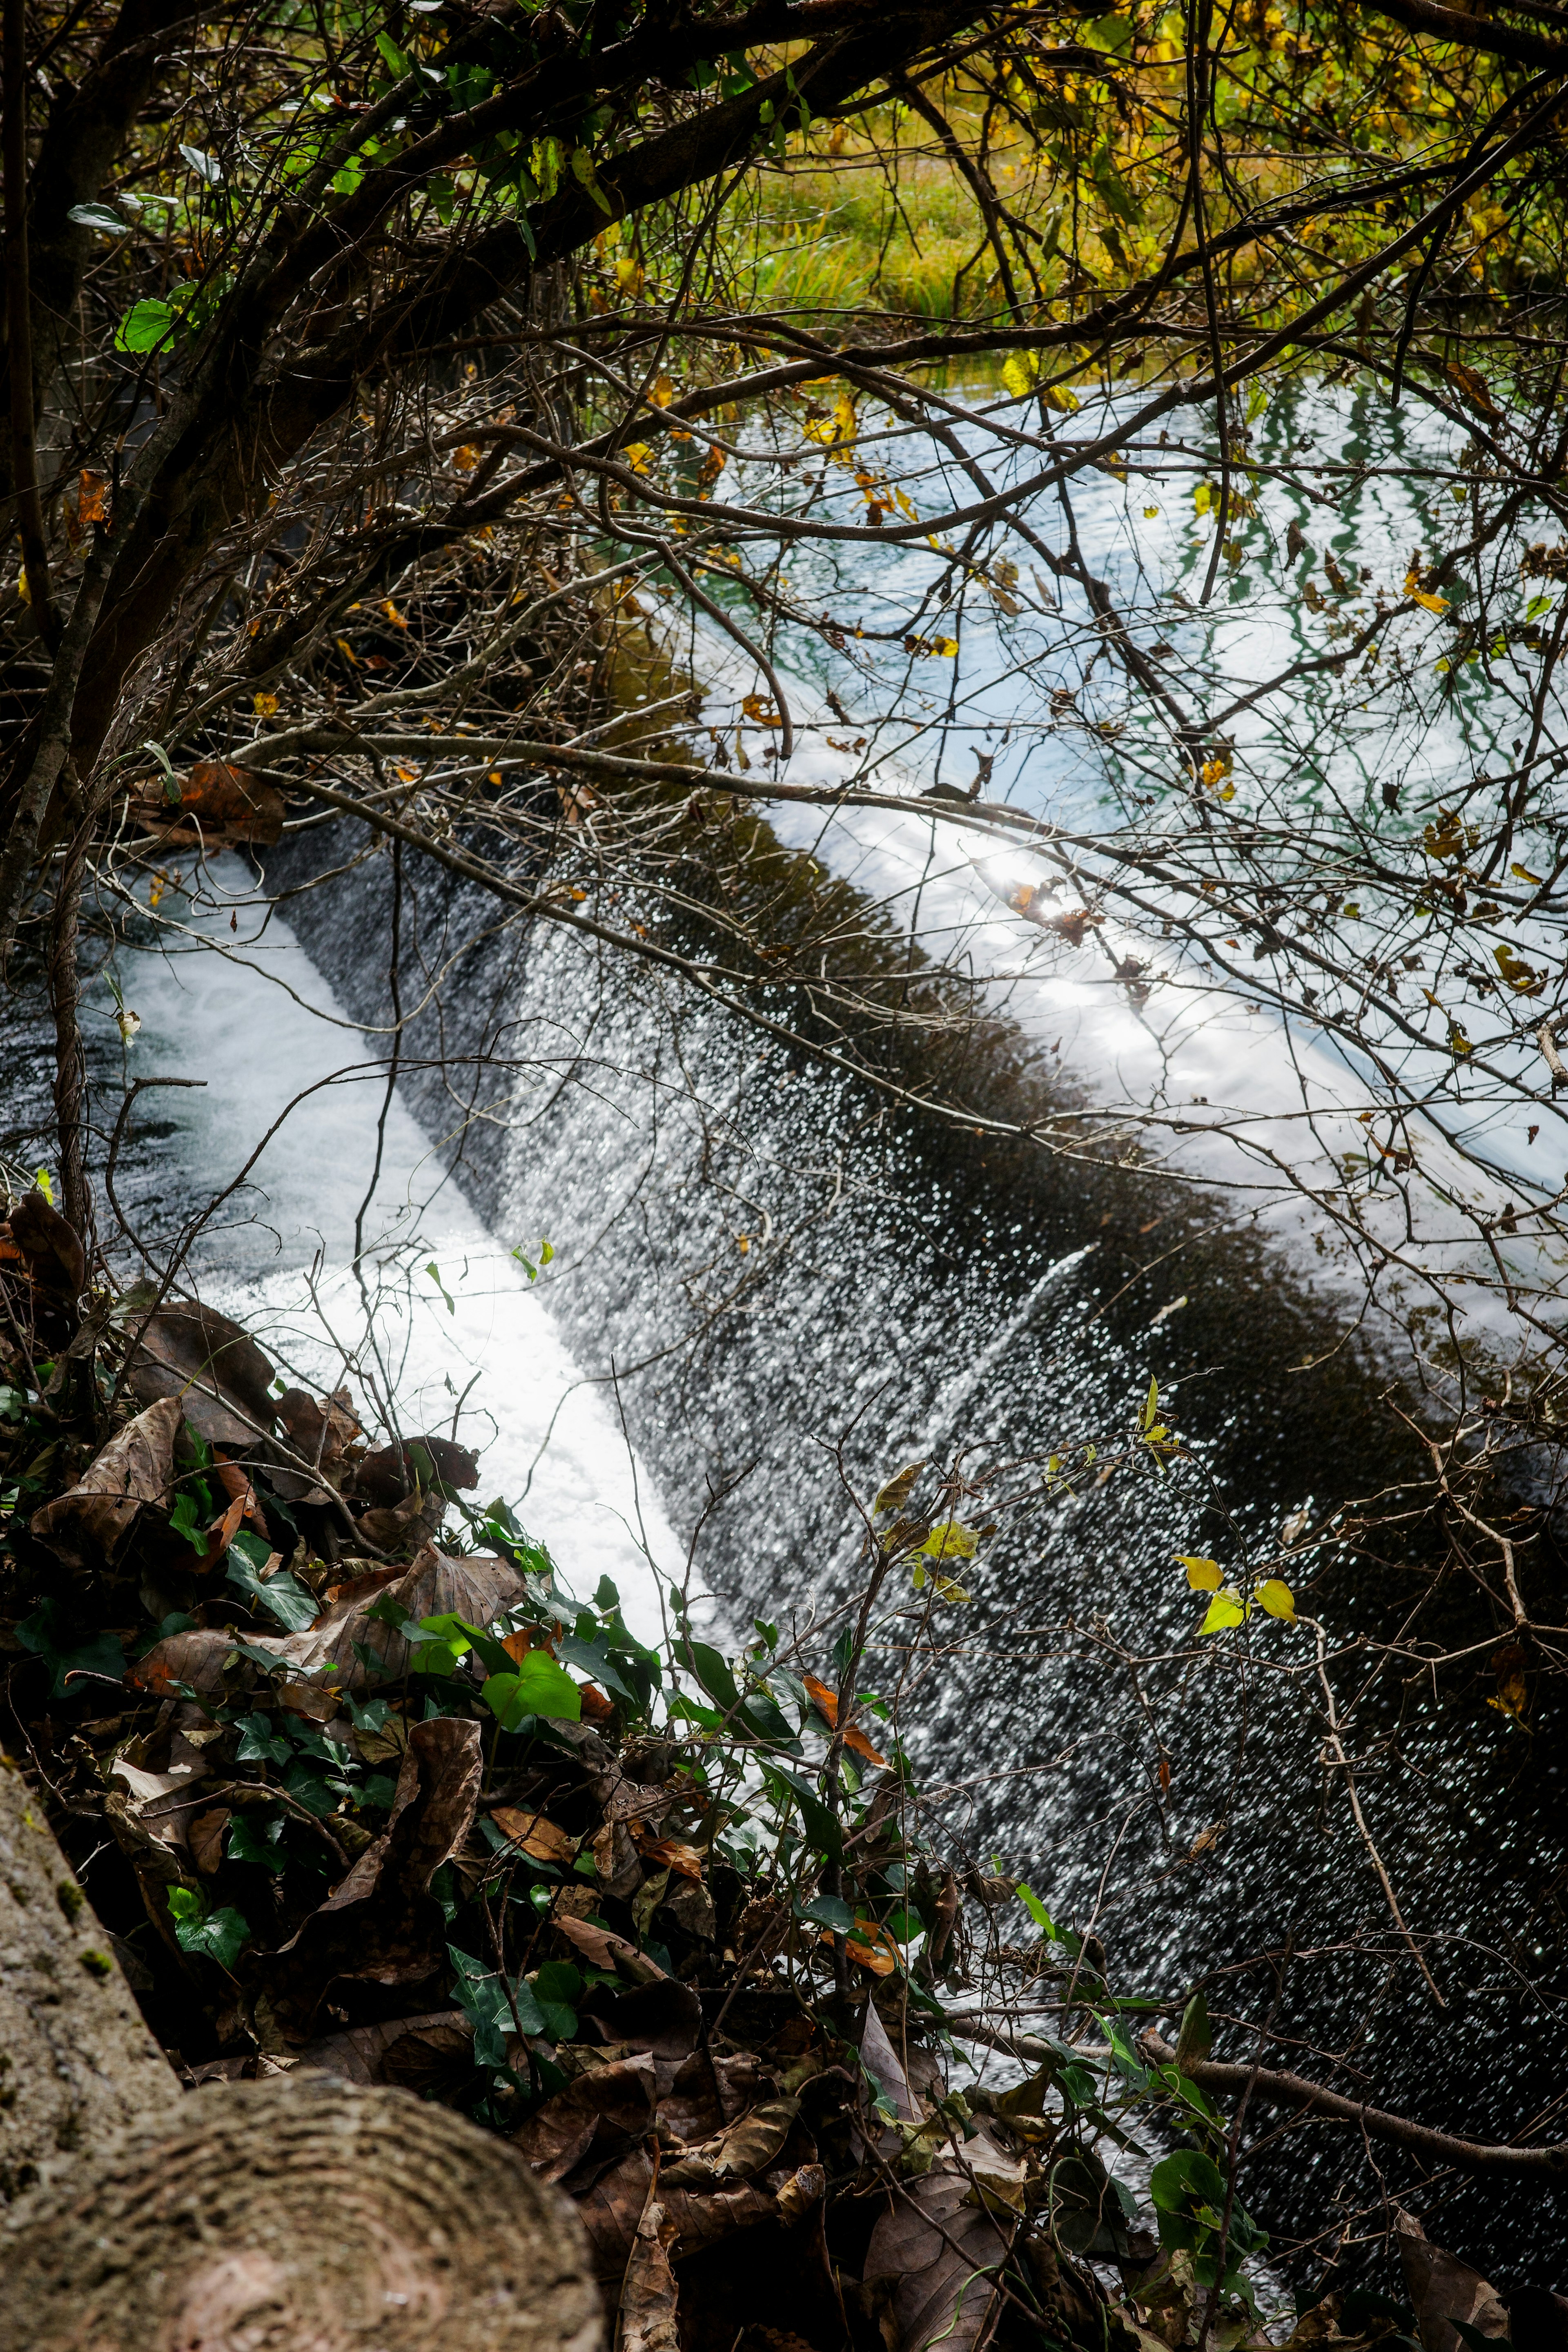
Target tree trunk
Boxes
[0,1755,606,2352]
[0,1750,178,2198]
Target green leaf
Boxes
[168,1491,208,1553]
[225,1544,318,1633]
[481,1650,582,1729]
[682,1639,739,1713]
[1015,1882,1057,1938]
[178,140,223,185]
[228,1812,287,1873]
[167,1886,250,1972]
[283,1759,339,1817]
[68,202,131,235]
[235,1712,293,1766]
[16,1604,125,1699]
[1141,1375,1160,1432]
[375,31,412,77]
[116,296,179,354]
[767,1765,841,1862]
[1174,1988,1212,2073]
[799,1892,855,1933]
[1149,2148,1227,2215]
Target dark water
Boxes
[246,814,1568,2287]
[7,808,1563,2287]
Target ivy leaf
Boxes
[225,1541,317,1633]
[234,1711,292,1766]
[228,1812,287,1873]
[167,1886,250,1971]
[481,1650,581,1729]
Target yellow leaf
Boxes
[382,599,408,630]
[1001,352,1038,400]
[931,636,958,657]
[1198,1586,1247,1635]
[1256,1577,1296,1621]
[1404,566,1448,614]
[252,692,278,717]
[623,442,653,475]
[920,1519,978,1560]
[1176,1555,1222,1590]
[452,444,481,470]
[1143,506,1159,518]
[1043,383,1080,414]
[1141,1375,1159,1432]
[1511,863,1543,883]
[649,373,675,406]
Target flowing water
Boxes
[17,379,1568,2283]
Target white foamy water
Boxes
[112,876,682,1643]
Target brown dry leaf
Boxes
[78,469,109,523]
[30,1394,181,1567]
[502,1622,561,1664]
[353,1434,479,1506]
[802,1674,886,1767]
[275,1385,362,1483]
[7,1190,87,1297]
[513,2054,658,2183]
[579,1681,616,1724]
[662,2097,799,2188]
[300,2008,473,2093]
[170,762,286,843]
[555,1912,666,1982]
[211,1457,271,1538]
[125,1300,278,1447]
[619,2196,680,2352]
[188,1807,231,1875]
[193,1489,247,1575]
[492,1807,576,1866]
[1396,2214,1508,2352]
[863,2138,1018,2352]
[265,1717,483,2031]
[634,1835,704,1882]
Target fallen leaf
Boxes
[492,1806,576,1865]
[634,1834,704,1882]
[513,2054,658,2182]
[189,1807,231,1875]
[555,1911,666,1982]
[619,2195,680,2352]
[30,1394,182,1566]
[1396,2213,1508,2352]
[125,1300,278,1448]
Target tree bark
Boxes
[0,1750,178,2201]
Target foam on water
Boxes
[117,880,682,1642]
